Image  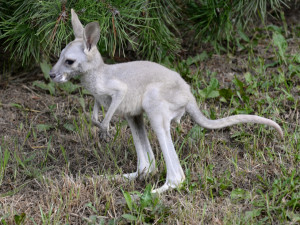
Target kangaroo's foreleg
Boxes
[98,80,127,140]
[91,100,101,127]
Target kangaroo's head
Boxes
[50,9,102,83]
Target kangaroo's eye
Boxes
[65,59,75,65]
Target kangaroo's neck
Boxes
[80,51,105,92]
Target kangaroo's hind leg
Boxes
[123,114,156,180]
[142,86,186,193]
[147,110,185,193]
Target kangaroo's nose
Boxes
[49,71,56,79]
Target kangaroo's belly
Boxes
[118,94,144,116]
[95,92,143,117]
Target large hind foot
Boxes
[123,167,157,181]
[99,167,156,183]
[152,176,185,194]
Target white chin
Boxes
[53,74,69,83]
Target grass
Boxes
[0,23,299,224]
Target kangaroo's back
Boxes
[105,61,184,85]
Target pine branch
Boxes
[0,0,181,66]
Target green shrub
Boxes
[0,0,291,67]
[187,0,289,51]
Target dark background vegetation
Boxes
[0,0,297,75]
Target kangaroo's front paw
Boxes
[99,130,112,142]
[99,124,111,142]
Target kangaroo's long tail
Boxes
[186,100,283,138]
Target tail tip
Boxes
[279,130,284,139]
[276,126,284,140]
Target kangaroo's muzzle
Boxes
[49,71,56,79]
[49,70,68,83]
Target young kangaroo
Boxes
[50,9,283,193]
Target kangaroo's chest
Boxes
[81,73,144,116]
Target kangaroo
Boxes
[49,9,283,193]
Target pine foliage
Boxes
[0,0,180,66]
[0,0,291,67]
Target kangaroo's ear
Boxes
[71,9,84,39]
[83,22,100,51]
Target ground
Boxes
[0,16,300,225]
